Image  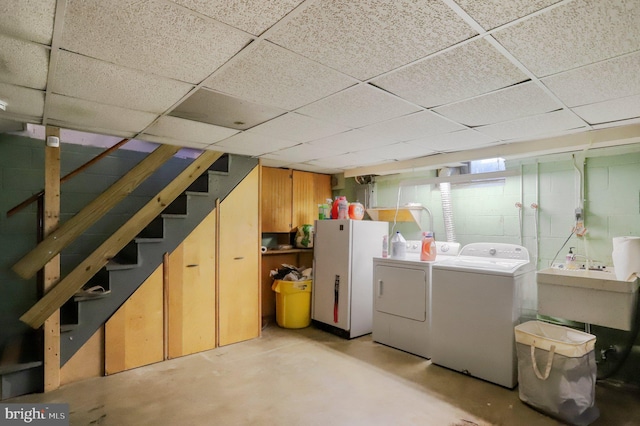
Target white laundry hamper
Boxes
[515,321,599,426]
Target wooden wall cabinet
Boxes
[261,167,331,233]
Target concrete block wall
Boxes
[0,134,191,361]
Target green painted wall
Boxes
[339,143,640,384]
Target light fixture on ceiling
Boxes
[0,99,7,111]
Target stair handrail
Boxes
[19,150,224,329]
[6,138,131,218]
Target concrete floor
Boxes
[8,323,640,425]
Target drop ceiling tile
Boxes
[47,94,157,135]
[0,35,49,89]
[52,51,194,114]
[493,0,640,77]
[140,133,210,149]
[455,0,561,30]
[144,116,239,145]
[0,117,24,133]
[266,0,477,80]
[572,94,640,125]
[406,129,497,152]
[247,112,350,143]
[307,129,396,153]
[296,84,420,128]
[212,132,298,157]
[475,110,587,141]
[356,142,436,161]
[307,152,388,169]
[0,82,45,121]
[261,143,336,163]
[542,52,640,107]
[372,39,528,108]
[433,82,559,126]
[173,0,303,36]
[62,0,253,83]
[360,111,466,142]
[288,163,342,174]
[0,0,55,44]
[170,88,286,130]
[205,41,355,110]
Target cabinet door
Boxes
[105,267,164,375]
[219,167,260,346]
[261,167,292,232]
[292,171,331,228]
[167,210,216,358]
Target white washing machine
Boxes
[430,243,535,388]
[372,241,460,358]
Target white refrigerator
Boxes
[312,219,388,338]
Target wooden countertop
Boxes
[262,248,313,256]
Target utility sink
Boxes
[537,268,639,330]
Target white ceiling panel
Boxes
[172,0,303,36]
[434,82,560,126]
[493,0,640,77]
[212,132,298,156]
[0,117,24,133]
[573,94,640,125]
[289,163,342,174]
[371,39,528,108]
[52,51,194,114]
[307,129,396,153]
[261,143,336,163]
[475,109,587,141]
[144,116,239,145]
[407,129,497,153]
[0,35,49,90]
[0,83,45,121]
[0,0,55,44]
[247,112,350,143]
[307,152,388,169]
[542,52,640,107]
[360,111,467,142]
[455,0,562,30]
[266,0,477,80]
[204,41,355,110]
[296,84,420,128]
[356,142,436,161]
[62,0,253,83]
[47,94,157,135]
[139,133,209,149]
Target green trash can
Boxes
[271,280,312,329]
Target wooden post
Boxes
[43,126,61,392]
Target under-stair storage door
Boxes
[218,167,260,346]
[167,210,216,358]
[105,267,164,375]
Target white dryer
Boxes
[372,241,460,358]
[430,243,535,388]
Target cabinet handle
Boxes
[186,264,199,268]
[233,256,244,260]
[378,280,383,297]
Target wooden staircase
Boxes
[57,154,258,366]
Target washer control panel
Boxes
[459,243,529,261]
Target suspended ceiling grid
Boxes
[0,0,639,175]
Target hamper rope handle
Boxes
[531,342,556,380]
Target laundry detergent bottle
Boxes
[390,231,406,259]
[420,232,436,261]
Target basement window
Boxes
[468,157,505,174]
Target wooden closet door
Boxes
[218,167,260,346]
[105,267,164,375]
[167,210,216,358]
